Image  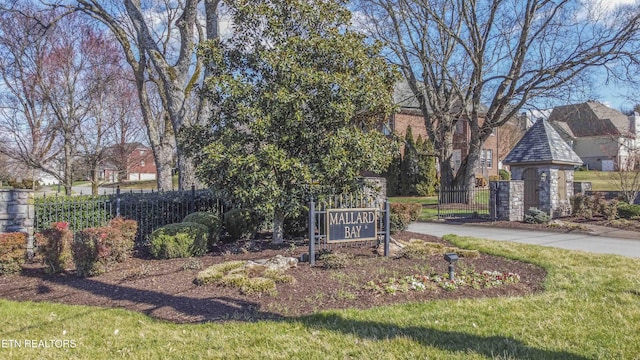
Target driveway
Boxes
[408,222,640,258]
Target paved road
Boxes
[408,222,640,258]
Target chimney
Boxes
[629,112,639,137]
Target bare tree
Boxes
[0,5,61,182]
[355,0,640,190]
[78,37,144,195]
[54,0,223,191]
[0,6,144,194]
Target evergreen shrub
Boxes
[389,202,422,233]
[150,222,208,259]
[618,203,640,219]
[183,211,221,248]
[524,208,550,224]
[223,209,261,240]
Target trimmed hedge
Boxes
[183,211,221,248]
[35,222,74,273]
[150,222,209,259]
[0,232,27,275]
[34,195,110,233]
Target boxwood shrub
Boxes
[0,232,27,275]
[150,222,209,259]
[183,211,221,248]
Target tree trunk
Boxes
[272,209,285,245]
[153,144,174,191]
[63,137,74,196]
[91,167,99,195]
[438,130,455,189]
[177,149,202,190]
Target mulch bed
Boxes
[0,231,546,324]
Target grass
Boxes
[573,170,634,191]
[1,237,640,359]
[390,196,438,220]
[102,175,179,191]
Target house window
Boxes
[455,121,464,134]
[480,149,493,169]
[140,150,146,156]
[141,160,145,167]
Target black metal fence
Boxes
[437,186,492,219]
[34,186,225,245]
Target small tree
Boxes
[184,0,399,244]
[400,126,418,195]
[614,147,640,204]
[384,152,402,197]
[415,135,438,196]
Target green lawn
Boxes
[2,236,639,359]
[103,175,179,191]
[573,170,633,191]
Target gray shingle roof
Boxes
[503,119,583,165]
[547,101,632,138]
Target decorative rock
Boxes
[376,242,404,257]
[244,255,298,275]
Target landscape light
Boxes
[444,252,459,280]
[540,171,547,182]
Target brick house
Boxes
[390,82,509,180]
[100,143,157,182]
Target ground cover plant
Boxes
[1,232,639,359]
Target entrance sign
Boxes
[326,208,377,242]
[308,197,390,266]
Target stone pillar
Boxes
[573,181,592,195]
[490,180,524,222]
[0,189,35,257]
[362,177,387,205]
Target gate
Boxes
[308,194,390,265]
[437,186,492,219]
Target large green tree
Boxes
[183,0,399,244]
